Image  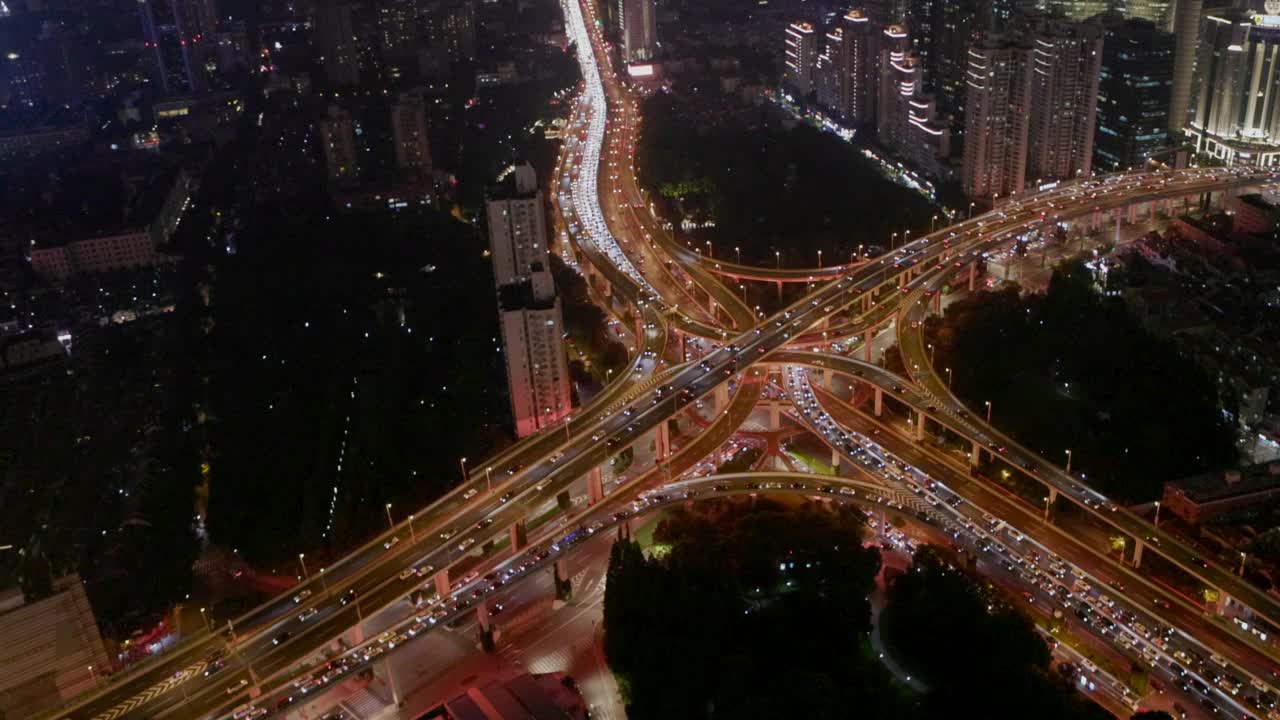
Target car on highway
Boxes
[340,588,357,605]
[298,607,319,622]
[292,589,312,604]
[273,631,293,645]
[463,488,478,500]
[549,451,565,463]
[383,536,400,550]
[399,568,418,580]
[204,659,227,677]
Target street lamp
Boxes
[407,514,415,541]
[969,201,976,219]
[199,607,211,631]
[984,400,992,423]
[705,240,712,258]
[817,249,823,267]
[775,250,781,269]
[735,246,741,264]
[927,343,935,365]
[485,466,493,492]
[298,553,308,579]
[384,502,394,530]
[459,456,468,485]
[858,244,864,261]
[945,367,953,389]
[88,665,97,684]
[1240,551,1248,576]
[1043,495,1052,522]
[891,232,898,249]
[319,567,328,592]
[931,214,939,232]
[1153,500,1161,527]
[1064,449,1073,475]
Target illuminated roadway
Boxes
[51,0,1280,716]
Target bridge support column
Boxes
[969,262,977,292]
[769,405,780,430]
[776,280,783,299]
[832,446,841,471]
[864,331,873,362]
[1044,488,1058,522]
[587,467,605,505]
[874,388,883,416]
[970,441,981,467]
[476,602,492,633]
[508,520,527,552]
[932,291,942,314]
[714,383,729,413]
[862,293,872,312]
[675,330,685,362]
[1211,591,1230,616]
[914,412,926,441]
[1132,538,1145,568]
[434,569,451,599]
[655,420,670,461]
[824,370,835,392]
[554,558,572,601]
[1114,212,1122,245]
[634,314,644,344]
[1092,208,1102,230]
[1148,199,1158,219]
[1127,203,1138,224]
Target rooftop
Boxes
[1168,462,1280,505]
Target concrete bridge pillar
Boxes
[476,602,492,633]
[434,569,451,599]
[914,412,926,441]
[587,467,605,505]
[874,387,883,416]
[1127,203,1138,224]
[714,383,730,413]
[655,420,671,461]
[831,446,841,471]
[508,520,528,552]
[1132,538,1145,568]
[1114,213,1122,245]
[862,293,872,313]
[969,262,977,292]
[932,291,942,314]
[864,330,873,362]
[970,441,981,467]
[674,330,685,362]
[824,370,835,392]
[1044,488,1058,523]
[769,404,780,430]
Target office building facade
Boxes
[1094,17,1173,171]
[318,104,359,184]
[1186,8,1280,166]
[313,0,360,85]
[391,92,432,178]
[138,0,218,95]
[618,0,657,62]
[486,164,549,287]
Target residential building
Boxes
[425,0,477,63]
[391,92,432,178]
[962,39,1034,206]
[842,9,879,124]
[1186,7,1280,166]
[930,0,983,123]
[618,0,657,63]
[0,576,110,719]
[138,0,218,95]
[1093,17,1173,172]
[1162,463,1280,526]
[318,104,359,184]
[379,0,418,63]
[878,26,952,177]
[499,279,571,439]
[783,21,817,99]
[816,38,841,112]
[313,0,360,85]
[1026,19,1103,183]
[486,164,548,288]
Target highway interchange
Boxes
[48,0,1280,717]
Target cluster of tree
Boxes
[603,500,901,718]
[549,255,629,385]
[881,546,1111,720]
[927,261,1235,500]
[635,92,937,266]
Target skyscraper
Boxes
[313,0,360,86]
[424,0,476,63]
[486,164,549,288]
[487,167,572,438]
[391,92,432,178]
[962,40,1034,205]
[498,283,572,439]
[618,0,657,63]
[1168,0,1203,133]
[928,0,983,122]
[842,9,878,124]
[138,0,218,95]
[1093,16,1173,171]
[378,0,418,63]
[1186,6,1280,166]
[318,104,359,184]
[1026,19,1103,183]
[784,21,817,99]
[878,25,952,176]
[816,34,842,112]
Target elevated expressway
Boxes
[53,0,1280,716]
